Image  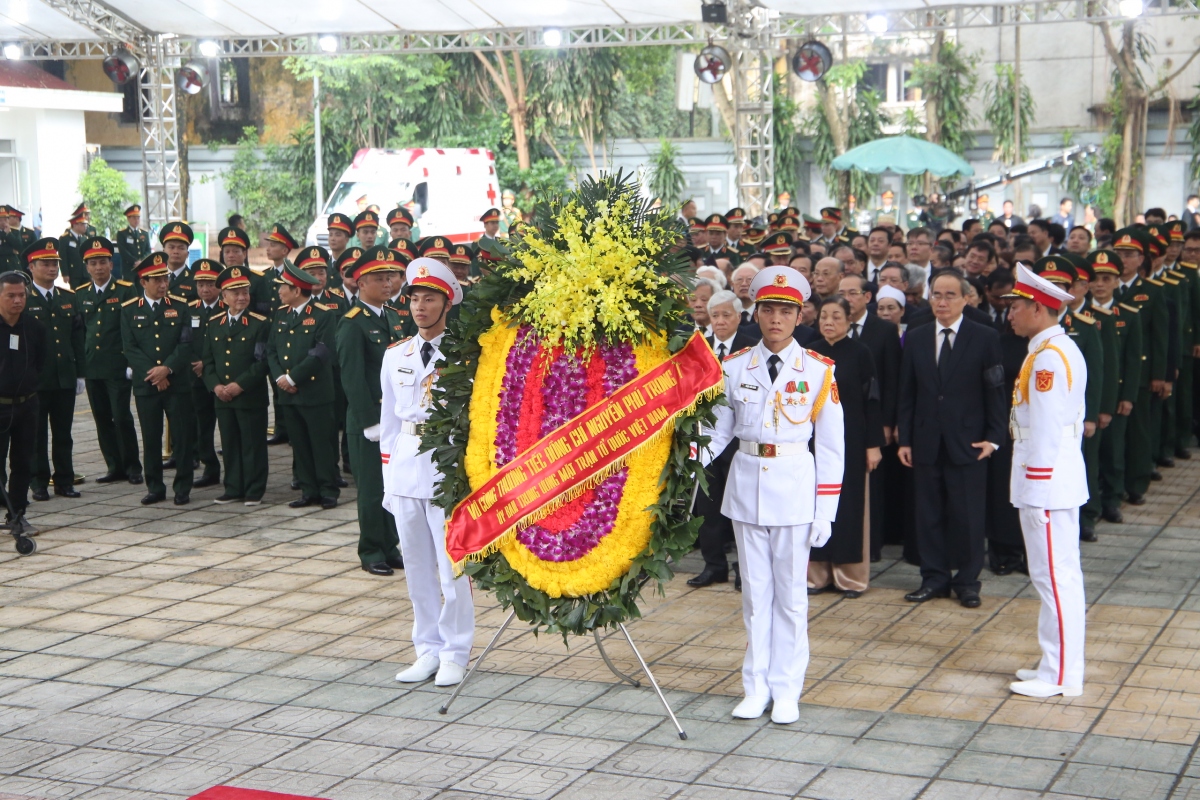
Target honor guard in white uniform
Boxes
[380,258,475,687]
[1004,263,1089,698]
[704,266,845,724]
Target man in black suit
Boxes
[689,290,757,589]
[897,271,1007,608]
[904,268,995,330]
[840,275,902,560]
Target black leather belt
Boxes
[0,395,32,405]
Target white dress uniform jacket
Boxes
[1009,325,1088,510]
[707,339,846,525]
[380,334,441,505]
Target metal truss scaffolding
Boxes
[137,36,183,226]
[728,2,775,217]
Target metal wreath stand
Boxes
[439,483,703,740]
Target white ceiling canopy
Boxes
[0,0,1026,42]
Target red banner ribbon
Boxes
[447,332,724,569]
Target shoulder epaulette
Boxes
[1181,262,1199,270]
[1163,276,1181,286]
[168,294,187,303]
[345,306,361,319]
[188,299,200,307]
[248,312,266,321]
[806,348,835,367]
[1090,305,1113,316]
[1145,277,1164,287]
[121,297,139,307]
[1119,303,1140,314]
[116,279,133,287]
[1073,312,1095,325]
[329,287,345,297]
[314,303,332,312]
[388,336,412,349]
[72,283,88,293]
[723,346,751,362]
[277,304,289,311]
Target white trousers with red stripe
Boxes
[1019,507,1086,689]
[731,521,811,703]
[388,496,475,667]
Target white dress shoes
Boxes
[435,661,467,687]
[770,700,800,724]
[395,654,440,683]
[1015,668,1038,682]
[1010,678,1082,698]
[732,695,771,719]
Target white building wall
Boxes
[0,107,88,236]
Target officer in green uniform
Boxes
[1162,220,1197,460]
[267,263,339,508]
[337,247,364,308]
[1050,254,1105,541]
[325,213,355,290]
[76,236,142,484]
[216,225,268,316]
[256,223,299,446]
[0,208,23,273]
[122,252,196,505]
[1086,249,1142,524]
[1143,226,1182,471]
[387,207,414,243]
[1178,227,1200,455]
[115,204,151,281]
[6,207,34,254]
[20,238,85,500]
[726,207,754,261]
[68,203,97,238]
[701,214,739,264]
[353,210,381,250]
[1113,228,1169,504]
[57,207,90,288]
[384,241,416,337]
[202,266,271,506]
[189,260,226,489]
[337,245,406,574]
[297,245,351,479]
[159,221,198,302]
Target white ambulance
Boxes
[304,147,501,247]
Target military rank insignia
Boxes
[1035,370,1054,392]
[831,381,840,404]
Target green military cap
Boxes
[1063,252,1094,282]
[22,237,61,265]
[192,259,222,281]
[266,223,298,250]
[82,237,116,261]
[353,210,380,232]
[350,245,402,282]
[387,207,415,227]
[418,236,451,260]
[123,204,141,218]
[159,221,194,246]
[704,214,728,231]
[1144,225,1167,257]
[134,252,171,278]
[1031,254,1077,285]
[336,247,364,277]
[725,207,747,224]
[217,266,252,290]
[275,262,319,289]
[1086,249,1123,275]
[388,237,415,265]
[1112,227,1149,253]
[295,246,331,272]
[328,213,354,236]
[763,232,794,254]
[1165,219,1187,243]
[217,226,250,250]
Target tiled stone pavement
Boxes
[0,403,1199,798]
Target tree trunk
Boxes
[817,78,851,205]
[475,52,531,171]
[711,79,737,139]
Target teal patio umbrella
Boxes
[830,135,974,178]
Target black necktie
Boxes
[717,342,727,359]
[850,323,860,339]
[938,328,953,381]
[421,340,434,367]
[768,354,781,384]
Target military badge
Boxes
[1134,294,1149,302]
[785,380,796,393]
[830,381,840,404]
[1035,370,1054,392]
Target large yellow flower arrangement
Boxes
[466,311,672,597]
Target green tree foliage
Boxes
[648,138,686,207]
[907,36,978,156]
[803,61,890,206]
[982,63,1036,165]
[77,158,138,238]
[1187,83,1200,187]
[222,127,314,239]
[773,91,801,202]
[539,48,620,170]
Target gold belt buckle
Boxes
[758,443,776,458]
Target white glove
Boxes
[75,378,85,396]
[125,367,132,380]
[363,424,381,442]
[808,520,832,548]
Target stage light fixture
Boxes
[176,61,209,94]
[198,40,220,58]
[866,14,888,33]
[318,35,339,53]
[102,47,140,85]
[543,28,563,47]
[1119,0,1142,16]
[3,43,21,61]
